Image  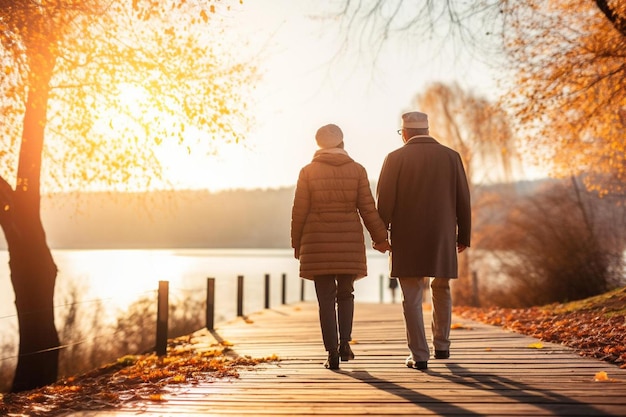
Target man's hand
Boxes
[373,240,391,253]
[457,244,468,253]
[294,247,300,259]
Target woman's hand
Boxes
[373,240,391,253]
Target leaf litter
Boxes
[0,334,278,416]
[454,287,626,369]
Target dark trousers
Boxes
[313,274,356,352]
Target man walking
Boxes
[375,111,471,370]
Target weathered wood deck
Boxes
[67,302,626,416]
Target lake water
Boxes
[0,248,394,349]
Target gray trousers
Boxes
[313,274,356,352]
[398,277,452,361]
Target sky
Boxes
[158,0,511,192]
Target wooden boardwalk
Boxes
[67,302,626,416]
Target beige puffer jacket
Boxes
[291,150,388,280]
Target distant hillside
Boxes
[27,187,296,250]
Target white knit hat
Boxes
[315,124,344,149]
[401,111,429,129]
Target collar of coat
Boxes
[312,148,353,166]
[405,135,438,145]
[314,147,349,156]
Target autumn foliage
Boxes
[500,0,626,196]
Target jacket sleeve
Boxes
[455,154,472,247]
[376,153,398,229]
[290,168,310,250]
[356,167,388,244]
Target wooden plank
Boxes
[64,302,626,417]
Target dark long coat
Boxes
[291,151,388,280]
[376,136,471,278]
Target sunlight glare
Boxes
[58,250,187,321]
[155,140,264,191]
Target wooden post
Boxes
[379,274,384,304]
[237,275,244,316]
[300,278,305,301]
[206,277,215,330]
[264,274,270,309]
[281,273,287,305]
[156,280,169,356]
[472,271,479,307]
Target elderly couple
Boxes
[290,111,472,370]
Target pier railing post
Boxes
[237,275,244,316]
[281,273,287,305]
[264,274,270,309]
[300,278,305,301]
[206,277,215,330]
[156,280,169,356]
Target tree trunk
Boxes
[7,44,60,393]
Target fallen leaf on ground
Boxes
[454,287,626,368]
[0,335,278,417]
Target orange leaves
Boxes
[594,371,609,381]
[454,288,626,367]
[593,371,621,382]
[199,5,217,23]
[500,0,626,195]
[149,393,167,401]
[1,0,256,193]
[1,333,277,416]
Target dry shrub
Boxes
[476,179,624,307]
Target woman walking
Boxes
[291,123,390,369]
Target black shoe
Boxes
[339,342,355,362]
[405,357,428,370]
[324,351,340,370]
[435,350,450,359]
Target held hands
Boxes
[373,240,391,253]
[457,244,468,253]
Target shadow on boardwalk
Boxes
[344,369,483,416]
